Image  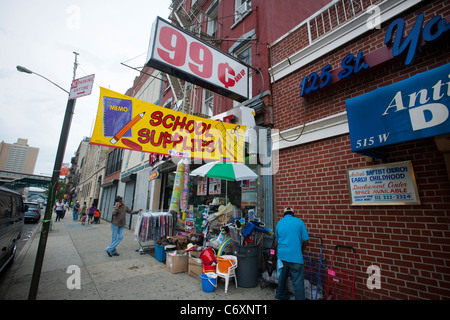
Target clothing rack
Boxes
[135,211,174,252]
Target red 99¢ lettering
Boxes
[158,26,213,80]
[157,26,239,89]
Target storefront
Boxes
[147,106,269,224]
[269,0,450,299]
[156,160,260,215]
[99,179,118,222]
[132,105,275,291]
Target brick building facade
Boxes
[269,0,450,299]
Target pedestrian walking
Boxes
[105,196,142,257]
[54,200,64,222]
[73,201,80,221]
[93,208,101,224]
[275,207,309,300]
[88,203,96,224]
[63,200,70,219]
[80,202,87,225]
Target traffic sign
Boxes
[69,74,95,99]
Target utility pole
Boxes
[73,51,79,80]
[27,52,79,300]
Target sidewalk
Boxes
[0,212,277,300]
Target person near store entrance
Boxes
[105,196,142,257]
[275,207,309,300]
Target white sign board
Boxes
[69,74,95,99]
[146,17,249,102]
[347,161,420,205]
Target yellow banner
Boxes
[90,87,245,162]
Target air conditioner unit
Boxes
[235,1,250,16]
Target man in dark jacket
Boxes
[105,196,142,256]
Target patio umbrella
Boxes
[191,161,257,181]
[191,161,257,203]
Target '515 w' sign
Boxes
[147,17,249,102]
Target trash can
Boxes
[154,243,167,262]
[233,244,259,288]
[154,243,175,262]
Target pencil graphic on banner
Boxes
[110,112,145,144]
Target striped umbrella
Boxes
[190,161,257,181]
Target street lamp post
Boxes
[16,52,79,300]
[16,66,70,94]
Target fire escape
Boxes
[168,0,222,117]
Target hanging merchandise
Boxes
[169,160,185,213]
[135,211,174,244]
[190,161,257,205]
[197,176,207,196]
[194,205,208,233]
[180,159,190,212]
[209,178,221,195]
[207,202,236,224]
[241,180,257,206]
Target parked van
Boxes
[0,186,25,272]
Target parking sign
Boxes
[69,74,95,99]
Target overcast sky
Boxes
[0,0,171,176]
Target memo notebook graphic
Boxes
[102,96,133,141]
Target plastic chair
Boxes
[216,255,238,293]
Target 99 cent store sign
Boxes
[146,17,249,102]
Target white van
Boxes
[0,187,25,272]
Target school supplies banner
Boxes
[90,87,246,162]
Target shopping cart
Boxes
[326,245,356,300]
[303,236,327,300]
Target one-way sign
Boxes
[69,74,95,99]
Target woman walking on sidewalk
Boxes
[80,202,87,225]
[54,200,64,222]
[105,196,142,257]
[88,203,96,224]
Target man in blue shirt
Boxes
[275,207,309,300]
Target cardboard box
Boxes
[166,250,188,274]
[188,251,203,280]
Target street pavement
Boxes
[0,211,277,301]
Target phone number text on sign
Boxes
[346,161,421,206]
[147,17,249,102]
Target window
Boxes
[236,44,251,65]
[207,3,219,38]
[0,194,12,219]
[163,98,173,109]
[106,148,123,176]
[202,90,214,117]
[13,196,23,218]
[235,0,251,23]
[233,42,252,103]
